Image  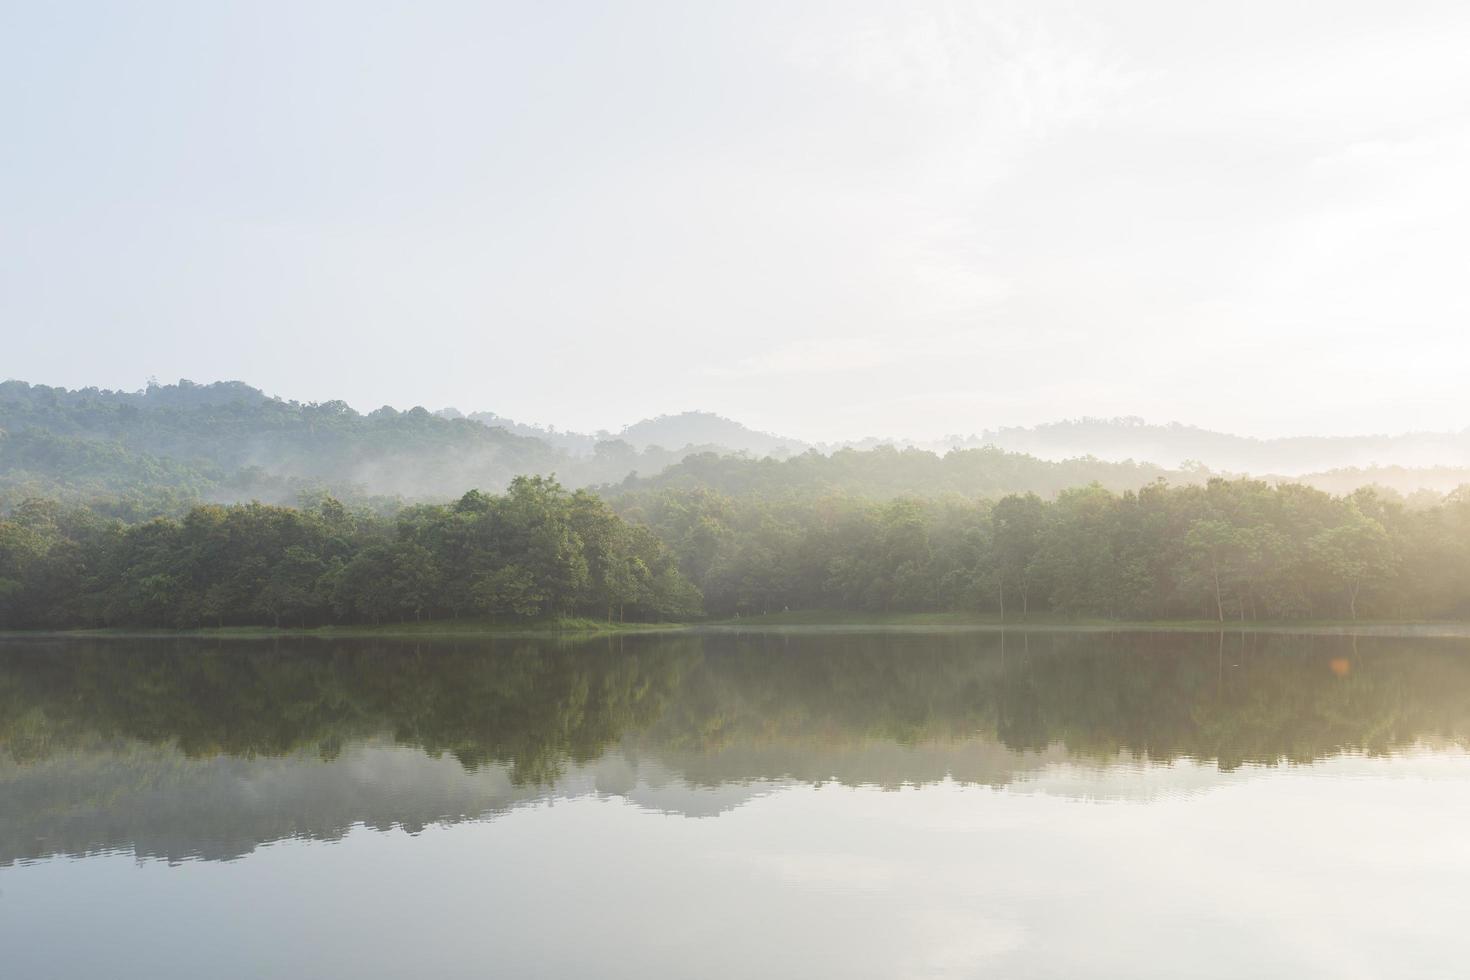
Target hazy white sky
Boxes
[3,1,1468,441]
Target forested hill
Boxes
[1,380,770,513]
[0,379,561,512]
[0,379,1194,515]
[6,380,1468,518]
[446,408,808,458]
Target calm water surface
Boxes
[3,630,1469,979]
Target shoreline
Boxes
[6,613,1470,640]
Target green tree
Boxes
[1309,508,1395,620]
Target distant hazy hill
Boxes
[616,412,806,456]
[444,407,808,458]
[437,408,601,455]
[602,446,1182,501]
[1285,466,1470,500]
[446,406,1470,480]
[970,417,1470,475]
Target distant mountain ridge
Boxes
[4,378,1470,514]
[439,407,809,458]
[963,417,1470,476]
[447,406,1470,477]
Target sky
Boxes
[3,1,1469,442]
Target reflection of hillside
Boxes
[4,631,1470,864]
[0,741,782,865]
[0,636,698,782]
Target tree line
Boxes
[4,475,1470,628]
[0,476,700,629]
[615,477,1470,621]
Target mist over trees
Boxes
[0,379,1201,513]
[0,380,813,514]
[6,380,1470,519]
[0,379,552,511]
[968,417,1470,477]
[443,409,806,458]
[5,378,1470,628]
[603,446,1176,500]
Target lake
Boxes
[3,629,1469,979]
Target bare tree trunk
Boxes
[1212,560,1224,622]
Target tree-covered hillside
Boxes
[2,379,1213,514]
[0,380,781,512]
[448,408,808,458]
[6,380,1469,523]
[0,379,560,507]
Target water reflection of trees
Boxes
[640,632,1470,773]
[6,631,1470,865]
[0,637,696,784]
[3,632,1470,781]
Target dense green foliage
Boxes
[5,475,1469,628]
[617,478,1470,620]
[0,477,699,628]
